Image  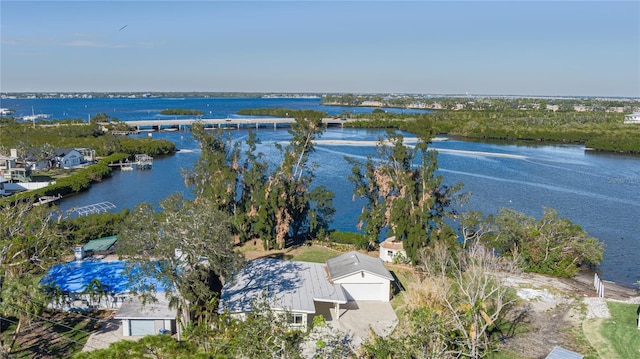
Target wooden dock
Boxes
[108,161,134,170]
[134,154,153,169]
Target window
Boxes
[387,250,393,257]
[287,313,303,325]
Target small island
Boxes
[159,109,204,116]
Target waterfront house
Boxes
[24,150,55,171]
[0,150,31,182]
[54,148,84,168]
[624,112,640,124]
[379,236,407,263]
[218,251,394,331]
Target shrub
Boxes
[312,315,326,328]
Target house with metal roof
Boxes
[82,235,118,255]
[545,346,584,359]
[218,251,394,331]
[326,251,394,301]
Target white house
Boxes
[326,251,394,302]
[624,112,640,124]
[218,257,347,331]
[379,236,407,263]
[54,148,84,168]
[114,295,176,337]
[218,251,394,331]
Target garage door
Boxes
[341,283,384,301]
[130,320,155,336]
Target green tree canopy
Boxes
[347,129,463,262]
[480,207,604,277]
[117,194,244,333]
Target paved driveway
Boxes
[301,301,398,357]
[334,301,398,340]
[82,318,140,351]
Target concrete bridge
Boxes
[122,117,355,131]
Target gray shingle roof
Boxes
[219,258,347,314]
[54,148,76,157]
[326,251,394,281]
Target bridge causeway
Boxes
[122,117,352,131]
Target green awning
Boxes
[83,235,118,252]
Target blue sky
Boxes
[1,1,639,97]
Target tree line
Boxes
[343,109,640,154]
[0,114,176,158]
[159,109,204,116]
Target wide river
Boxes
[3,97,639,287]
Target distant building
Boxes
[379,236,407,263]
[361,100,385,107]
[0,149,31,182]
[54,148,84,168]
[624,112,640,124]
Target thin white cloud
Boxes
[63,39,129,48]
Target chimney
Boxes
[73,245,85,261]
[10,149,17,157]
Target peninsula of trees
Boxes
[159,109,204,116]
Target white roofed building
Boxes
[219,251,395,331]
[624,112,640,124]
[379,236,407,263]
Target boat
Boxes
[22,106,50,122]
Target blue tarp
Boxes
[40,260,168,294]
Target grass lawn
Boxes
[31,168,77,181]
[599,301,640,358]
[288,246,342,263]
